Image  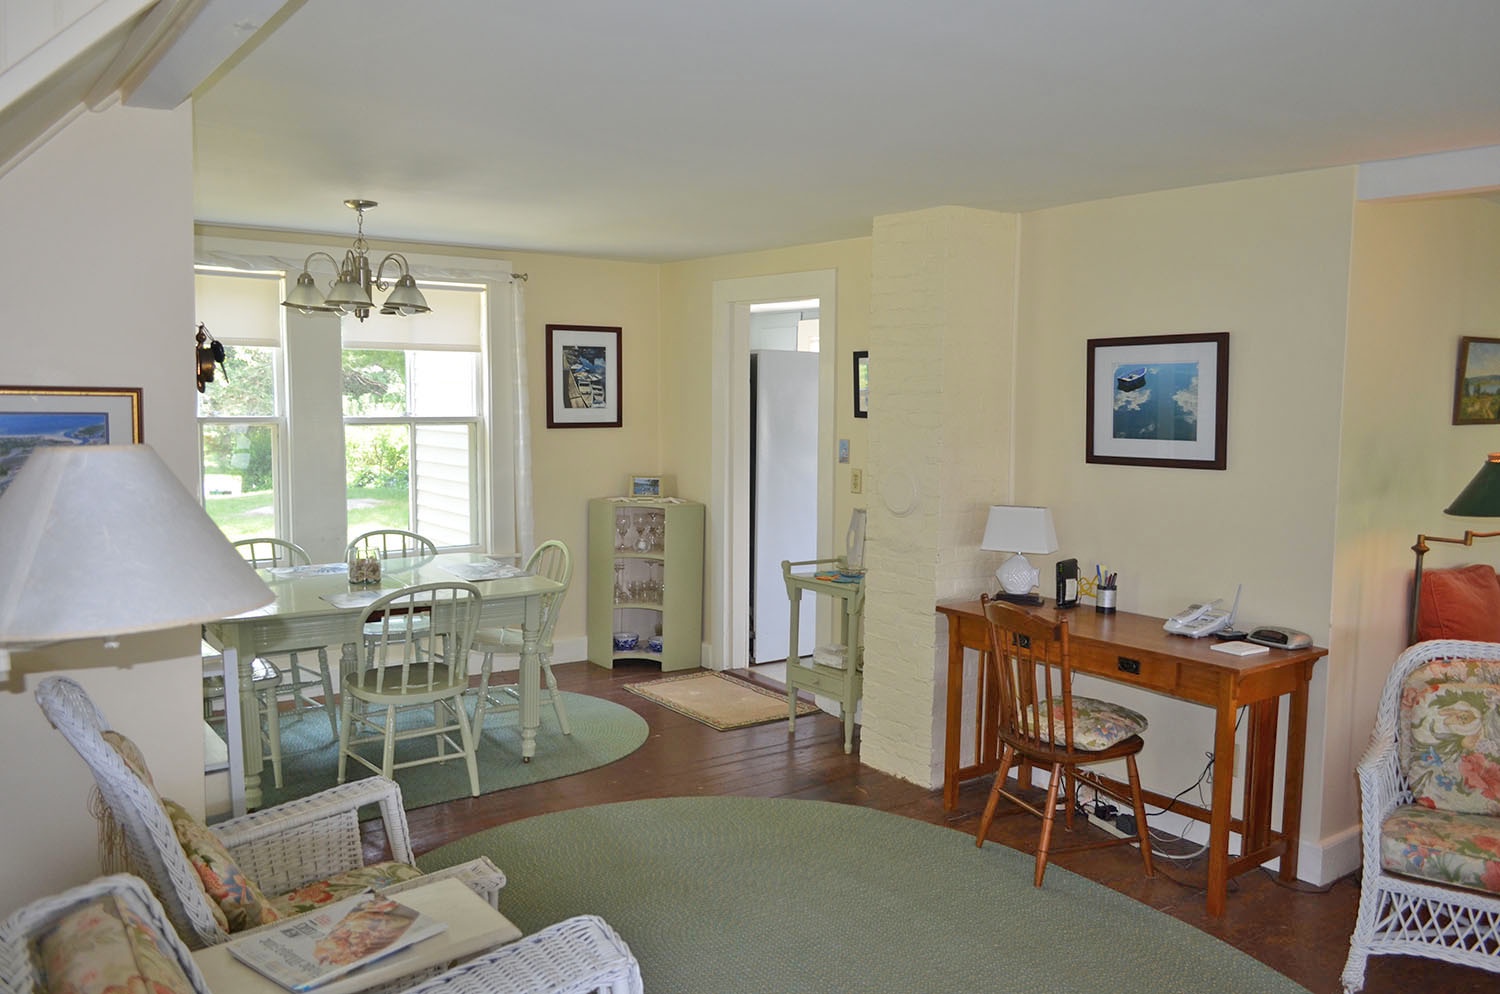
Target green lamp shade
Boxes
[1445,452,1500,517]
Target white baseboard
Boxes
[554,636,588,667]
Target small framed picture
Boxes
[853,351,869,419]
[546,325,622,428]
[631,475,662,497]
[1452,336,1500,425]
[0,385,143,496]
[1085,332,1229,470]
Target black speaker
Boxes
[1055,558,1079,608]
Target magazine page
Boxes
[226,891,447,992]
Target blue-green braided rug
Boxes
[418,796,1312,994]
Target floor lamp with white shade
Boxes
[0,445,272,676]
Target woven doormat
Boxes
[625,671,818,731]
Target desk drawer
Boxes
[1072,643,1180,693]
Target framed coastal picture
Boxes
[545,325,622,428]
[0,385,143,495]
[1085,333,1229,470]
[1452,336,1500,425]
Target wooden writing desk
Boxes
[935,598,1327,917]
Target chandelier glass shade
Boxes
[281,199,431,322]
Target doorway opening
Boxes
[708,270,837,673]
[749,300,821,670]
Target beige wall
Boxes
[0,101,202,913]
[660,238,872,501]
[1014,169,1357,857]
[1328,196,1500,840]
[659,239,873,645]
[494,251,661,646]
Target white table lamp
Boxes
[980,505,1058,598]
[0,444,273,675]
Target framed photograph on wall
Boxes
[0,385,143,496]
[1085,333,1229,470]
[545,325,622,428]
[1452,336,1500,425]
[853,350,869,419]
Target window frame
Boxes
[194,234,518,562]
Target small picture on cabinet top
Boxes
[631,475,661,497]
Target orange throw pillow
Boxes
[1416,564,1500,643]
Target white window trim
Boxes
[195,233,520,558]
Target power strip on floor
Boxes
[1087,811,1129,839]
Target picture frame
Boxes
[1452,335,1500,425]
[1085,333,1229,470]
[631,475,662,497]
[545,325,622,428]
[0,385,144,496]
[853,350,869,419]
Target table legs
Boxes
[517,594,542,763]
[226,641,261,816]
[1206,699,1238,917]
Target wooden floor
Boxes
[360,660,1492,994]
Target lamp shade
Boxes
[980,505,1058,554]
[1445,452,1500,517]
[0,445,273,646]
[380,273,431,316]
[282,271,335,312]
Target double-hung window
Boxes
[341,285,485,548]
[195,265,492,554]
[195,271,286,542]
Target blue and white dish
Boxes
[613,631,639,651]
[647,635,663,653]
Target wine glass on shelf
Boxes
[613,560,628,603]
[615,512,630,551]
[635,513,651,552]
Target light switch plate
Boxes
[838,439,850,463]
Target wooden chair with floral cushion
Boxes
[1341,638,1500,992]
[1,874,645,994]
[973,596,1155,886]
[34,676,506,950]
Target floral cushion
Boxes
[1380,804,1500,894]
[162,798,279,933]
[37,894,196,994]
[1400,659,1500,816]
[269,861,425,918]
[1023,697,1148,752]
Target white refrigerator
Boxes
[750,350,819,664]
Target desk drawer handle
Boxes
[1117,656,1141,675]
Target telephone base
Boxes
[991,591,1044,605]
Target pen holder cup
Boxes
[1096,585,1117,614]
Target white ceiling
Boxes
[190,0,1500,263]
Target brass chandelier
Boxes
[281,199,430,322]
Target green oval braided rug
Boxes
[419,796,1313,994]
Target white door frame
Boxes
[708,270,837,671]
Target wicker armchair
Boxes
[1341,639,1500,991]
[35,676,506,950]
[1,874,644,994]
